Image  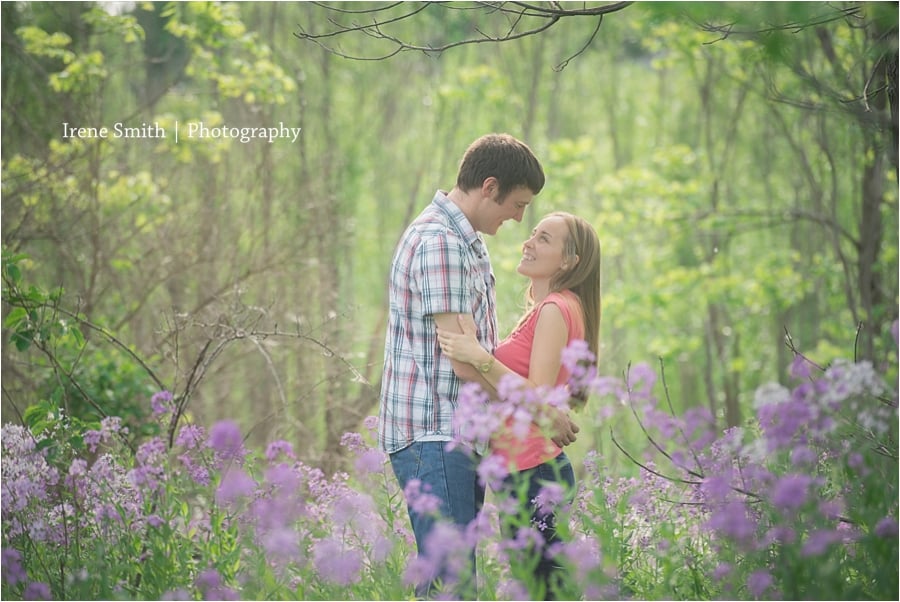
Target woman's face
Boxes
[517,215,570,280]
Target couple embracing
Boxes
[379,134,602,600]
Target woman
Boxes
[437,211,601,599]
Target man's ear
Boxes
[480,176,499,200]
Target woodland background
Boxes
[2,1,897,475]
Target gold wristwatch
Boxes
[478,356,495,374]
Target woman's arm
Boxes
[525,304,581,445]
[437,306,579,446]
[436,317,533,390]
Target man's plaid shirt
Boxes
[378,191,498,454]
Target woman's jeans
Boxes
[500,452,575,601]
[390,441,485,597]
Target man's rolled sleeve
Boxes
[419,234,471,317]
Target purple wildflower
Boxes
[476,453,509,490]
[208,420,245,461]
[311,537,363,585]
[706,501,757,542]
[464,509,496,547]
[195,568,221,591]
[161,589,191,601]
[264,462,303,493]
[560,535,601,582]
[625,362,657,396]
[175,424,206,450]
[340,431,367,454]
[215,467,256,507]
[195,568,239,601]
[363,415,379,432]
[205,587,239,601]
[762,525,796,547]
[2,548,26,586]
[453,382,499,451]
[770,473,813,512]
[420,522,472,583]
[369,533,394,564]
[23,582,52,600]
[264,439,296,462]
[747,569,774,597]
[403,555,440,590]
[127,465,164,494]
[260,528,302,563]
[847,452,865,470]
[354,449,386,475]
[874,516,898,538]
[818,499,844,520]
[136,437,167,466]
[100,416,128,436]
[585,584,620,600]
[700,473,735,504]
[404,479,442,515]
[790,354,814,379]
[150,390,174,416]
[559,338,594,374]
[496,579,530,601]
[801,529,843,557]
[534,482,566,517]
[790,445,817,466]
[712,562,732,582]
[586,374,626,401]
[178,454,211,486]
[332,491,375,528]
[83,429,103,453]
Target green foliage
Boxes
[1,0,896,476]
[3,250,73,353]
[2,250,160,440]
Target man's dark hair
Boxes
[456,133,545,200]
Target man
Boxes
[378,133,578,597]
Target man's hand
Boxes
[546,406,579,447]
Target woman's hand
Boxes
[437,316,491,365]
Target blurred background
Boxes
[2,1,897,474]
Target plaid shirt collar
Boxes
[432,191,486,257]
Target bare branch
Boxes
[696,4,863,42]
[554,15,603,72]
[609,426,702,486]
[783,325,827,373]
[294,1,632,62]
[658,357,707,479]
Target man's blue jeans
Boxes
[390,441,485,596]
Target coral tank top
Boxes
[492,289,584,471]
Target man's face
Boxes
[478,185,533,235]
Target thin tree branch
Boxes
[609,426,703,486]
[658,357,707,479]
[294,1,632,62]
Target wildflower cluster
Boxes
[1,401,405,601]
[2,330,897,601]
[576,353,899,600]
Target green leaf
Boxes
[3,307,28,329]
[23,400,55,434]
[12,329,33,351]
[5,262,21,284]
